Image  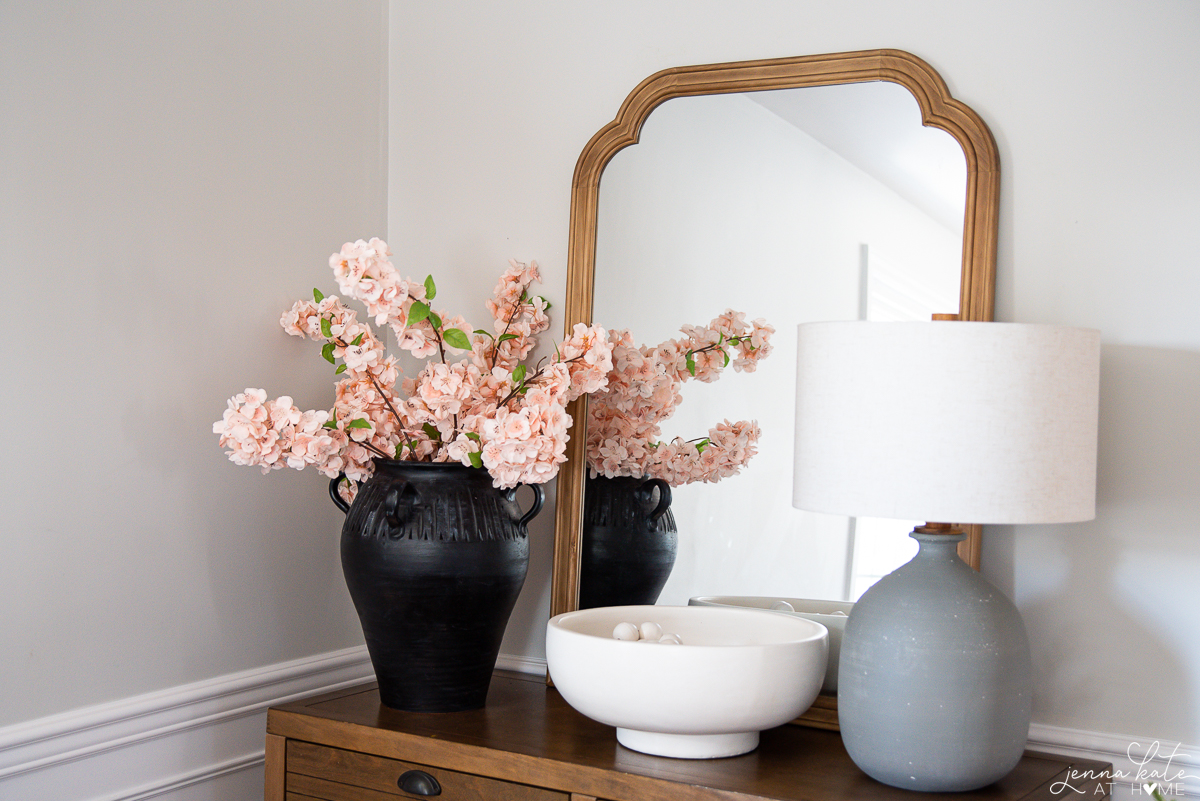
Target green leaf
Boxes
[428,312,442,330]
[395,443,404,459]
[424,275,436,300]
[512,364,527,383]
[473,329,494,339]
[497,333,518,343]
[321,342,336,364]
[345,418,372,430]
[722,348,730,367]
[422,423,441,441]
[408,301,430,325]
[335,363,348,374]
[320,316,333,338]
[468,451,483,469]
[322,419,337,430]
[465,432,481,442]
[350,332,364,346]
[685,350,696,376]
[717,332,725,345]
[694,438,711,455]
[443,327,471,350]
[313,288,325,303]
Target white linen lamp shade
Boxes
[793,321,1100,525]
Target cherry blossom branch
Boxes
[496,352,587,409]
[218,242,608,490]
[316,325,426,461]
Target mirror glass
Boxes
[590,81,967,604]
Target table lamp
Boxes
[792,321,1100,792]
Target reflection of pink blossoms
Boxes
[586,311,773,486]
[215,239,613,490]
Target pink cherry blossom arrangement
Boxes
[586,310,775,486]
[214,238,613,496]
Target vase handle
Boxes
[329,474,350,514]
[506,483,545,529]
[383,481,420,531]
[643,478,672,522]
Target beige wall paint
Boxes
[389,0,1200,744]
[0,1,386,726]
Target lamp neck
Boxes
[914,521,966,536]
[910,528,968,562]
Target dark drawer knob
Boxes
[398,769,442,796]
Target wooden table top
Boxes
[268,671,1111,801]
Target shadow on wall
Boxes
[1009,343,1200,741]
[499,479,558,661]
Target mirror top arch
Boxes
[552,49,999,619]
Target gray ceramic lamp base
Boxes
[838,531,1032,793]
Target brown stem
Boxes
[365,372,405,431]
[431,320,447,364]
[360,440,392,460]
[490,286,532,372]
[689,335,745,357]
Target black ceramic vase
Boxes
[330,460,542,712]
[579,475,677,609]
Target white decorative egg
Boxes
[639,621,663,641]
[612,622,641,641]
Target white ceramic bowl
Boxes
[546,605,828,759]
[689,596,853,693]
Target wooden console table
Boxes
[266,671,1111,800]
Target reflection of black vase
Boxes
[579,475,677,609]
[330,460,542,712]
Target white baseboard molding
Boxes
[1028,723,1199,799]
[92,752,264,801]
[0,646,374,801]
[495,653,548,676]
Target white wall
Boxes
[389,0,1200,792]
[0,0,386,795]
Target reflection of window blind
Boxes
[847,516,921,601]
[861,244,958,322]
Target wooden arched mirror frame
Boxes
[550,49,999,625]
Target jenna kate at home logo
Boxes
[1050,741,1196,798]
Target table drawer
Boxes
[286,740,568,801]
